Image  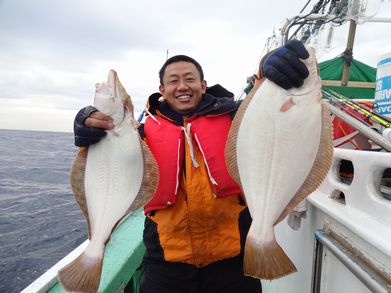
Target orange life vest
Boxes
[143,114,242,214]
[142,113,247,266]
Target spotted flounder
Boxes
[58,70,158,292]
[226,47,333,280]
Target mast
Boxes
[341,20,357,86]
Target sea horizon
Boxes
[0,127,73,134]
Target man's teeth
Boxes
[177,95,191,100]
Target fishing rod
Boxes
[323,89,391,128]
[325,91,373,127]
[323,91,373,126]
[325,93,368,149]
[323,90,391,150]
[326,100,391,151]
[336,92,391,124]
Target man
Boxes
[74,40,309,293]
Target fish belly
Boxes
[237,82,321,239]
[84,123,143,254]
[236,80,324,280]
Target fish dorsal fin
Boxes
[70,148,92,239]
[126,137,159,213]
[226,82,263,187]
[274,102,334,225]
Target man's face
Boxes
[159,61,207,115]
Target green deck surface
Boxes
[48,209,146,292]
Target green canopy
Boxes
[319,55,377,99]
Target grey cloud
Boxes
[0,0,389,128]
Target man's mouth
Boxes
[176,95,191,101]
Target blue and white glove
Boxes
[262,40,309,90]
[74,106,106,147]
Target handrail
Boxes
[312,230,391,293]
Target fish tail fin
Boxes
[58,252,103,292]
[244,234,297,280]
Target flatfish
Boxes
[58,70,158,292]
[226,47,333,280]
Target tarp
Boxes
[319,55,377,99]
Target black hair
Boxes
[159,55,204,85]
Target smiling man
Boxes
[73,40,310,293]
[158,56,207,116]
[140,55,259,292]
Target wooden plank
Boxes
[322,80,375,88]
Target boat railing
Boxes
[312,229,391,293]
[306,147,391,292]
[314,147,391,227]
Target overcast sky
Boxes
[1,0,390,132]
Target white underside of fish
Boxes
[226,47,333,280]
[237,81,322,237]
[83,118,143,256]
[58,70,159,292]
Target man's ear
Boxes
[159,84,165,95]
[201,80,207,94]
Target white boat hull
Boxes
[263,148,391,293]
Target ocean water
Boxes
[0,129,87,293]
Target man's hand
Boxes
[262,40,310,90]
[74,106,114,147]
